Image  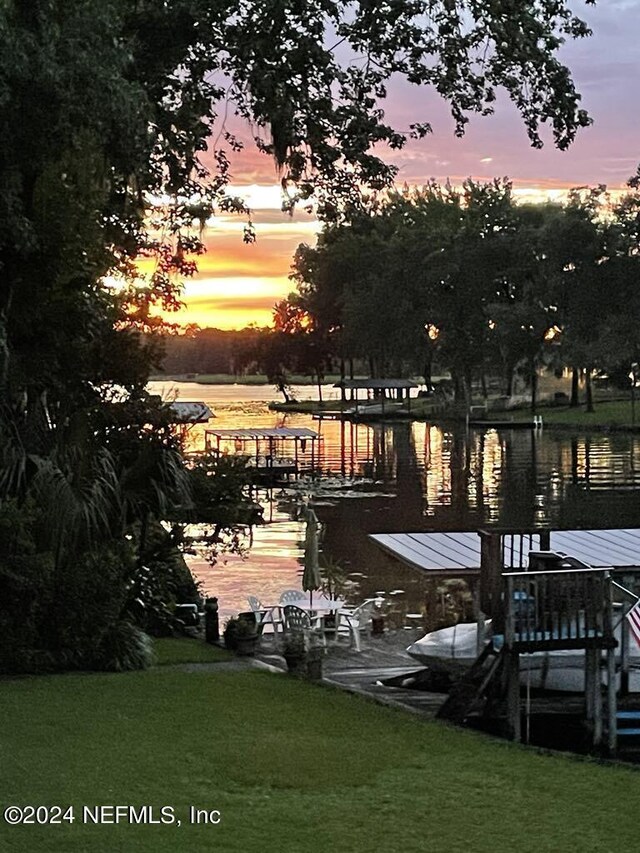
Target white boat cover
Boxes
[407,622,640,692]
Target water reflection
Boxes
[149,382,640,620]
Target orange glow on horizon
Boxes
[143,180,631,331]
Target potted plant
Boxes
[282,632,324,679]
[320,555,348,633]
[223,616,240,651]
[320,556,348,600]
[234,616,259,656]
[282,631,306,673]
[224,615,259,654]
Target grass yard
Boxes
[152,637,231,666]
[2,666,640,852]
[536,399,640,428]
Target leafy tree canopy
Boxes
[0,0,601,669]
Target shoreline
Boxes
[149,373,342,387]
[150,375,640,433]
[268,400,640,433]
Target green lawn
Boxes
[152,637,231,666]
[2,668,640,852]
[535,399,640,428]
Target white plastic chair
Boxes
[279,589,305,605]
[334,600,376,652]
[247,596,283,634]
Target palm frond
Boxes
[30,448,123,561]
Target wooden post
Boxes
[476,612,487,655]
[479,530,504,631]
[593,651,603,748]
[506,650,521,742]
[424,580,439,632]
[584,647,594,722]
[607,644,617,755]
[621,612,630,696]
[605,573,617,754]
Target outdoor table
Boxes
[283,597,345,616]
[277,598,346,637]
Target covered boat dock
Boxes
[334,378,421,418]
[370,528,640,577]
[371,528,640,750]
[204,427,322,479]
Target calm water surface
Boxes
[149,381,640,621]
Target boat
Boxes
[343,401,405,418]
[467,415,543,430]
[406,620,640,692]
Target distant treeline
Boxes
[153,326,268,376]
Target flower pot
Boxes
[224,626,239,651]
[371,614,385,635]
[235,634,259,656]
[284,654,305,674]
[306,655,323,681]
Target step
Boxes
[616,711,640,721]
[616,728,640,736]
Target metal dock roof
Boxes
[204,427,319,440]
[370,529,640,576]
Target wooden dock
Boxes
[258,629,447,719]
[322,631,445,717]
[254,625,640,760]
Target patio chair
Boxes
[279,589,305,605]
[281,605,326,648]
[247,596,283,635]
[334,600,377,652]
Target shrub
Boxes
[92,620,154,672]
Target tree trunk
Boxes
[570,367,580,407]
[585,368,594,412]
[453,372,463,404]
[277,380,290,402]
[423,357,432,390]
[464,368,472,408]
[316,371,323,402]
[505,363,514,397]
[530,358,538,414]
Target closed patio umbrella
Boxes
[303,508,322,609]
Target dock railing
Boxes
[504,567,616,652]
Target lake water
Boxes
[149,380,640,623]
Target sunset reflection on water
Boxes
[149,381,640,622]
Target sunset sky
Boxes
[168,1,640,330]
